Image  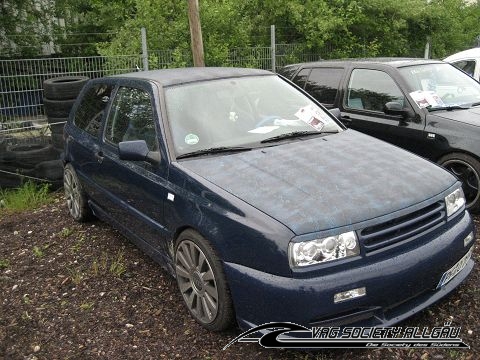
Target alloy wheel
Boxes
[64,168,81,219]
[442,158,480,209]
[175,240,219,324]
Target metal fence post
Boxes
[424,37,431,59]
[141,27,149,71]
[271,25,276,73]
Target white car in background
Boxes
[444,48,480,81]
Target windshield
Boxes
[399,63,480,110]
[165,75,342,157]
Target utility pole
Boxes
[187,0,205,67]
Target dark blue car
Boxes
[63,67,475,332]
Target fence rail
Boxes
[0,44,323,125]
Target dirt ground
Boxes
[1,192,479,360]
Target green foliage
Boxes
[0,259,10,269]
[33,246,44,258]
[0,181,51,213]
[60,227,75,238]
[1,0,479,62]
[0,0,57,57]
[79,302,94,311]
[91,250,126,278]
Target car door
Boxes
[95,81,171,256]
[66,81,115,200]
[340,67,426,154]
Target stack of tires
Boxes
[0,76,89,189]
[0,141,63,188]
[43,76,89,151]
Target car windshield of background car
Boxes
[399,63,480,109]
[164,75,342,156]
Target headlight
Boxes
[445,188,465,217]
[289,231,360,268]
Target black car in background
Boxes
[279,59,480,211]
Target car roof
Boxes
[284,57,444,69]
[110,67,273,87]
[444,48,480,62]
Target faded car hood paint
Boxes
[432,106,480,126]
[181,130,456,235]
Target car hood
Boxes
[180,130,456,235]
[431,106,480,126]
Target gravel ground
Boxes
[0,193,478,359]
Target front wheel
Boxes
[174,230,234,331]
[439,153,480,212]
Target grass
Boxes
[0,181,51,212]
[32,246,44,258]
[91,250,127,278]
[79,302,94,311]
[0,259,10,269]
[60,227,75,238]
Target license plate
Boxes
[436,247,473,289]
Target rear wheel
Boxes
[64,163,92,221]
[174,230,234,331]
[439,153,480,212]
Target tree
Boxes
[0,0,57,57]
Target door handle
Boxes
[95,151,104,164]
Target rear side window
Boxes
[104,87,158,151]
[346,69,404,112]
[305,68,343,104]
[292,68,310,89]
[74,84,113,136]
[452,60,476,77]
[278,65,300,80]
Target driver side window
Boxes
[346,69,405,112]
[104,87,158,151]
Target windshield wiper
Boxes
[426,105,470,112]
[470,101,480,107]
[176,146,252,159]
[260,130,338,144]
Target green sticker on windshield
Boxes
[185,133,199,145]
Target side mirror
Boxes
[329,108,341,120]
[383,102,407,117]
[118,140,160,164]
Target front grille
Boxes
[359,201,445,252]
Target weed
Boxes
[71,235,85,253]
[22,294,31,304]
[68,267,84,285]
[79,302,94,311]
[61,227,75,238]
[0,181,51,212]
[21,311,32,320]
[110,250,127,277]
[32,246,44,258]
[0,258,10,269]
[90,251,127,278]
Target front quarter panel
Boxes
[165,163,295,277]
[426,113,480,161]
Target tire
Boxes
[439,152,480,212]
[47,117,67,134]
[51,133,65,149]
[5,144,59,169]
[43,98,76,118]
[43,76,89,100]
[34,159,63,181]
[64,163,93,222]
[174,229,235,331]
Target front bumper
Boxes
[224,211,475,331]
